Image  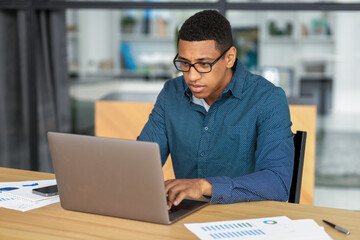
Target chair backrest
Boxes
[288,131,307,204]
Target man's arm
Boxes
[137,86,169,165]
[206,87,294,204]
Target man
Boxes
[138,10,294,209]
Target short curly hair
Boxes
[178,10,233,53]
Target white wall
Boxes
[333,12,360,114]
[78,10,114,75]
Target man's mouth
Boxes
[189,84,205,93]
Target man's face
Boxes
[177,39,235,106]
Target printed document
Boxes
[185,216,333,240]
[0,179,60,212]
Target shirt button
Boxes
[204,126,209,131]
[200,152,205,157]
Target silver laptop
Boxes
[47,132,208,224]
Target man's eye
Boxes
[197,63,209,68]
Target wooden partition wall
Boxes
[95,101,316,205]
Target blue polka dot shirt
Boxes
[138,59,294,204]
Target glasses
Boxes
[173,46,232,73]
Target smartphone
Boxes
[32,185,58,197]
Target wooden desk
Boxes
[1,167,359,240]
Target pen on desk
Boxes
[322,220,350,235]
[0,187,19,192]
[22,183,39,187]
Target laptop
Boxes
[47,132,208,224]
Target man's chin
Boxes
[192,92,207,100]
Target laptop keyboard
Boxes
[168,205,181,214]
[167,199,209,222]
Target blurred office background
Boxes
[1,0,360,210]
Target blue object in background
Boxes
[121,43,137,71]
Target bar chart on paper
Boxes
[185,216,333,240]
[199,222,266,239]
[0,196,15,202]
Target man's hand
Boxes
[165,178,212,209]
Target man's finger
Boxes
[167,182,185,203]
[173,190,188,206]
[164,179,177,193]
[167,199,172,210]
[166,180,190,208]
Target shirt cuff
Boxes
[205,176,232,204]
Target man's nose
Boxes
[188,65,201,81]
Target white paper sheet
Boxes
[185,216,333,240]
[1,180,58,201]
[0,179,60,211]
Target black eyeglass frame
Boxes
[173,46,232,73]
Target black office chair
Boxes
[288,131,307,204]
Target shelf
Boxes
[297,54,337,62]
[119,33,174,42]
[297,35,334,44]
[262,35,334,44]
[262,36,295,44]
[299,73,334,79]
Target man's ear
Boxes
[226,46,237,68]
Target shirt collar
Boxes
[222,58,246,100]
[183,58,247,100]
[184,81,192,100]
